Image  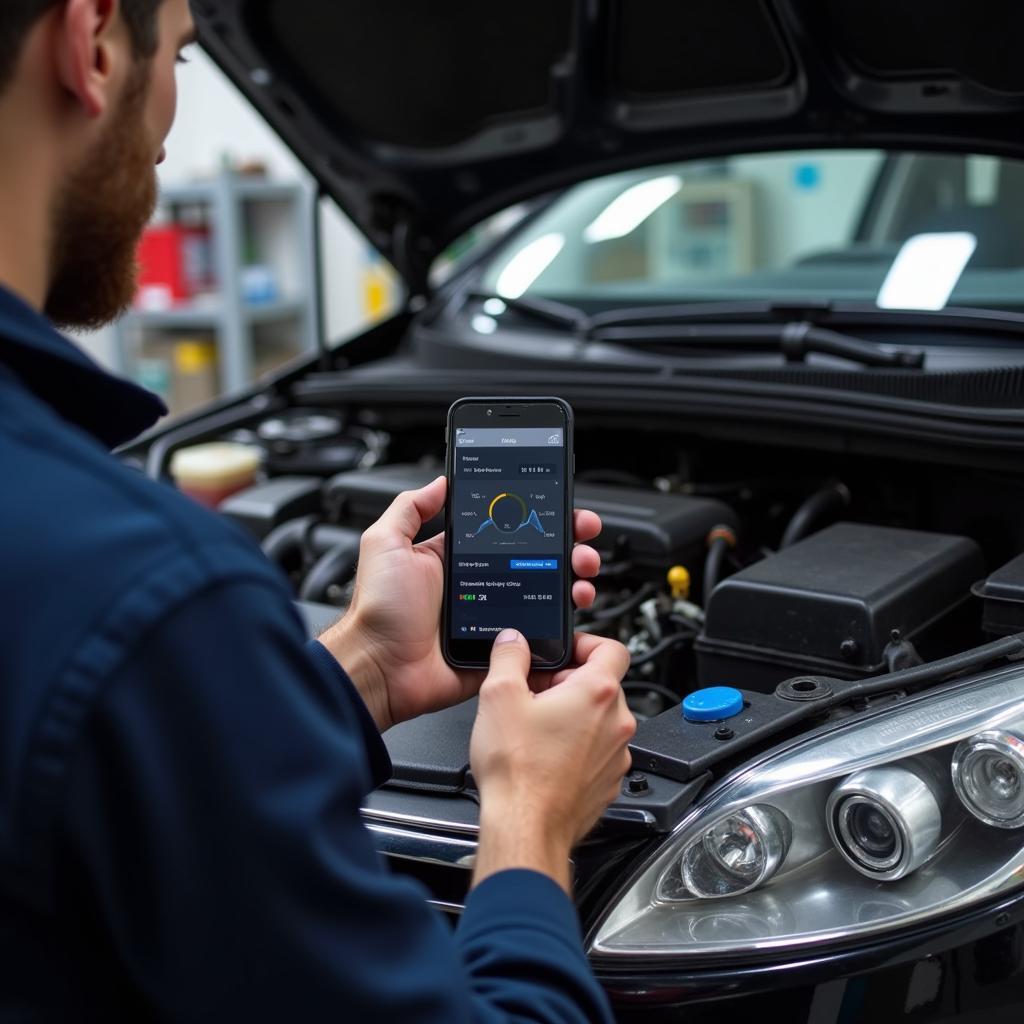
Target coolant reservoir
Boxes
[170,442,261,508]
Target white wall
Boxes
[731,150,885,268]
[79,48,372,369]
[160,50,304,184]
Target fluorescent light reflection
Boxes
[471,315,498,335]
[877,232,977,311]
[584,175,683,244]
[495,233,565,298]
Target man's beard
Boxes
[45,64,158,331]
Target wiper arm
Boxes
[462,289,588,332]
[461,292,924,368]
[591,321,926,369]
[464,294,776,335]
[585,297,1024,338]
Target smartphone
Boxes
[442,397,574,671]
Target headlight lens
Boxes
[952,730,1024,828]
[590,666,1024,959]
[667,805,791,899]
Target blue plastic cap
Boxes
[683,686,745,723]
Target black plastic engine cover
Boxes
[382,699,479,792]
[326,464,444,541]
[220,476,324,540]
[696,522,984,692]
[974,552,1024,637]
[570,484,737,578]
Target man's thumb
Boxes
[484,629,532,689]
[373,476,446,544]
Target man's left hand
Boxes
[319,476,602,731]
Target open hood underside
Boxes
[195,0,1024,291]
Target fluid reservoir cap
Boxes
[667,565,691,600]
[683,686,744,723]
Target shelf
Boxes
[159,178,304,206]
[246,298,310,325]
[122,297,308,330]
[116,169,318,396]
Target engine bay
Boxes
[161,401,1024,734]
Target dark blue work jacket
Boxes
[0,285,611,1023]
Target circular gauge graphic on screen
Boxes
[489,493,527,532]
[473,492,545,537]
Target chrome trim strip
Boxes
[367,822,478,869]
[362,806,480,836]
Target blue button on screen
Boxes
[510,559,558,570]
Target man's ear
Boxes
[53,0,121,119]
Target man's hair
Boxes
[0,1,162,89]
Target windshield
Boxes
[479,150,1024,314]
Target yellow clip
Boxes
[667,565,691,601]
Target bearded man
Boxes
[0,2,635,1021]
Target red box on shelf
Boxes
[135,224,213,310]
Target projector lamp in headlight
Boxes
[952,730,1024,828]
[836,798,902,869]
[826,766,943,880]
[669,805,791,899]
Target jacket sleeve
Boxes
[60,576,613,1024]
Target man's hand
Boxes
[470,630,635,893]
[319,476,603,732]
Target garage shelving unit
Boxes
[114,170,319,396]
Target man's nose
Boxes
[157,146,167,165]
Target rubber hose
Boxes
[622,681,682,706]
[308,524,363,556]
[629,631,693,669]
[299,542,361,604]
[580,582,658,626]
[263,520,363,564]
[262,515,319,568]
[702,525,738,608]
[780,480,851,549]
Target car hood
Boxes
[197,0,1024,292]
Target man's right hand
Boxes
[469,630,636,893]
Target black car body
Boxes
[125,2,1024,1018]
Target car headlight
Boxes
[590,665,1024,959]
[952,730,1024,829]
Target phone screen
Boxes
[443,399,573,669]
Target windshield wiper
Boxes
[584,299,924,367]
[592,320,926,368]
[462,288,587,331]
[463,291,925,369]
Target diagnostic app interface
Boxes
[450,426,565,641]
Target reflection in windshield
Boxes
[481,150,1024,313]
[583,175,682,244]
[877,232,977,310]
[494,233,565,299]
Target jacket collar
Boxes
[0,285,166,449]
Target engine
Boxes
[174,406,1024,719]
